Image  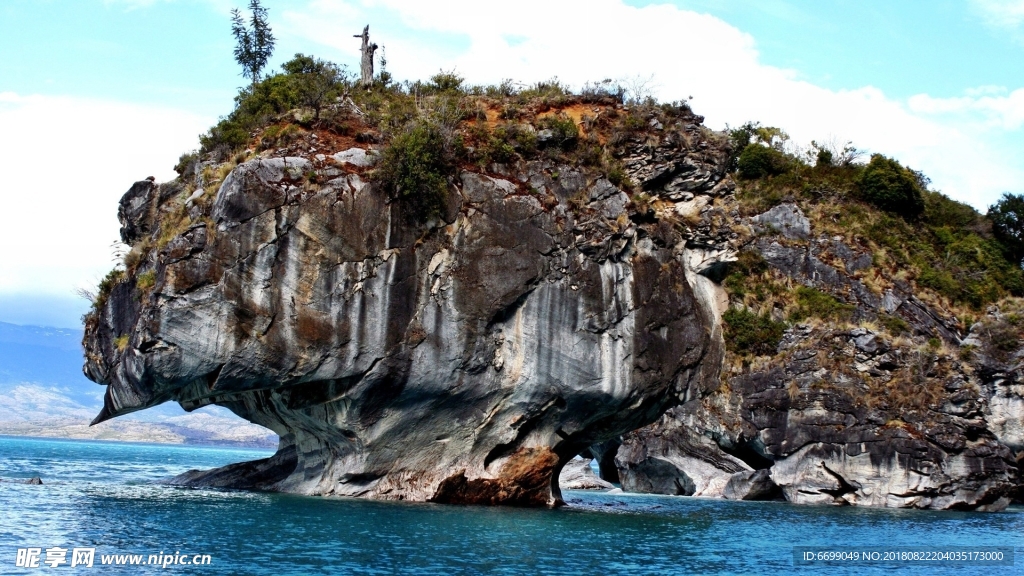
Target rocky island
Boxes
[83,61,1023,510]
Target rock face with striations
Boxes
[615,203,1020,511]
[86,95,1016,512]
[82,101,730,505]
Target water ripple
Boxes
[1,436,1021,575]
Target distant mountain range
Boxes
[0,321,277,448]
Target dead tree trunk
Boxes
[353,25,378,87]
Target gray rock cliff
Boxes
[84,96,1019,512]
[82,100,730,506]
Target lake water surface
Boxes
[1,435,1021,574]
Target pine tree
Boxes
[231,0,275,88]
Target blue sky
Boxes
[1,0,1023,328]
[4,1,1023,110]
[663,0,1024,100]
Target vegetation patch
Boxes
[789,287,855,323]
[877,313,910,336]
[729,131,1023,313]
[93,268,127,312]
[537,112,579,149]
[136,270,156,293]
[865,350,948,414]
[988,192,1024,266]
[737,144,792,180]
[259,123,306,150]
[723,307,787,356]
[373,118,459,221]
[199,53,353,156]
[857,154,925,219]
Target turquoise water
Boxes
[1,435,1021,575]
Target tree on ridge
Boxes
[231,0,276,88]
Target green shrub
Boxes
[136,270,156,292]
[737,144,792,179]
[726,122,759,172]
[580,78,625,102]
[374,119,458,221]
[519,78,570,99]
[482,138,516,165]
[988,320,1021,353]
[959,344,976,361]
[723,250,770,298]
[789,287,854,322]
[200,73,300,153]
[484,79,519,98]
[259,123,304,150]
[605,163,633,190]
[917,264,958,299]
[988,192,1024,266]
[91,268,127,313]
[198,54,354,154]
[620,111,646,133]
[815,148,834,167]
[574,140,603,167]
[878,313,910,336]
[925,190,982,231]
[858,154,924,219]
[280,53,350,120]
[493,124,537,155]
[914,225,1024,308]
[727,125,1021,311]
[733,250,770,276]
[538,113,579,149]
[723,307,786,356]
[427,70,464,93]
[174,151,199,176]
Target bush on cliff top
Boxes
[200,53,352,155]
[373,118,459,221]
[858,154,925,219]
[737,144,792,180]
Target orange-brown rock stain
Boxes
[430,447,562,507]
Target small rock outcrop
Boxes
[83,99,730,506]
[558,457,614,490]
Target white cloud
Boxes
[0,93,211,298]
[5,0,1022,301]
[971,0,1024,29]
[909,87,1024,130]
[281,0,1024,209]
[965,85,1009,97]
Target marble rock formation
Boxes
[558,457,614,491]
